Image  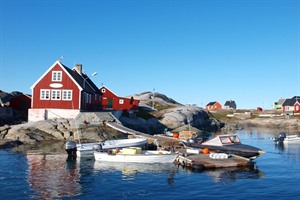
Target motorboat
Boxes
[182,134,264,159]
[65,138,148,157]
[93,147,178,163]
[273,132,300,144]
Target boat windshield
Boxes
[220,135,241,144]
[229,135,240,143]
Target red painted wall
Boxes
[294,102,300,113]
[32,63,81,109]
[10,95,31,111]
[206,102,222,110]
[100,86,139,111]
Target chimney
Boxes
[75,64,82,74]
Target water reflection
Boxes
[93,161,178,185]
[26,153,81,199]
[204,166,264,183]
[274,142,300,161]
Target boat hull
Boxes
[283,135,300,144]
[184,143,264,159]
[273,132,300,144]
[94,150,178,163]
[76,138,148,157]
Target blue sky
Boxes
[1,0,299,109]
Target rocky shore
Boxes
[1,114,299,153]
[1,90,299,153]
[222,117,300,133]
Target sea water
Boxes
[0,129,300,200]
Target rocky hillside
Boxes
[0,90,223,146]
[121,91,223,134]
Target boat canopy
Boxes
[203,134,241,146]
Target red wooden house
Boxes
[28,61,101,121]
[100,86,139,111]
[206,101,222,110]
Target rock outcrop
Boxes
[0,91,223,147]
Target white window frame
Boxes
[119,99,124,104]
[51,90,61,100]
[52,71,62,81]
[40,89,50,100]
[62,90,72,101]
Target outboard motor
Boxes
[93,143,103,152]
[187,138,196,144]
[65,141,77,157]
[274,132,286,143]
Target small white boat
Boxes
[273,132,300,144]
[93,147,178,163]
[65,138,148,157]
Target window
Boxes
[220,136,232,144]
[51,90,61,100]
[40,89,50,100]
[119,99,124,104]
[52,71,62,81]
[62,90,72,100]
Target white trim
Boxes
[50,83,63,88]
[51,90,61,100]
[30,61,83,91]
[62,90,72,101]
[100,85,118,97]
[40,89,50,100]
[52,71,62,82]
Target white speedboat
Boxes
[273,132,300,144]
[65,138,148,157]
[93,147,178,163]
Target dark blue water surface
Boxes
[1,129,300,200]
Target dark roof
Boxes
[224,100,236,106]
[0,91,30,103]
[282,97,300,106]
[62,64,100,94]
[206,101,217,106]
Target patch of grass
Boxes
[210,112,234,121]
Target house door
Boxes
[107,98,113,109]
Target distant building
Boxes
[282,96,300,115]
[9,93,31,112]
[224,100,236,109]
[257,107,263,112]
[99,86,139,111]
[206,101,222,110]
[273,98,285,109]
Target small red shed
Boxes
[100,86,139,111]
[9,93,31,112]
